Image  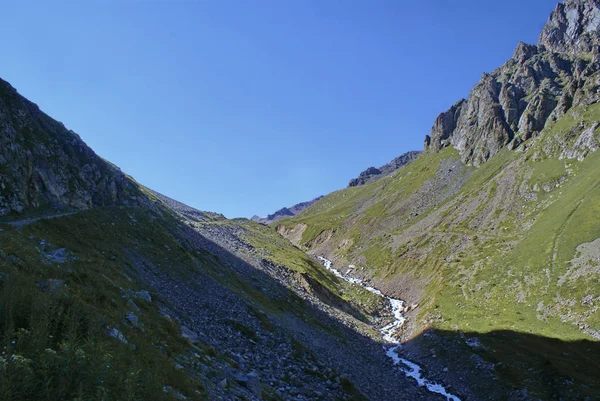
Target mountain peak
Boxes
[538,0,600,54]
[425,0,600,166]
[512,42,539,63]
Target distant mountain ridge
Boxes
[348,150,421,187]
[254,150,421,223]
[251,195,323,224]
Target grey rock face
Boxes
[348,167,382,187]
[348,150,421,187]
[425,0,600,165]
[561,121,600,160]
[539,0,600,55]
[425,102,465,153]
[0,79,143,216]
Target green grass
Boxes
[279,103,600,347]
[277,147,460,258]
[221,219,384,318]
[0,207,229,400]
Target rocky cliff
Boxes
[348,150,421,187]
[0,79,142,216]
[425,0,600,165]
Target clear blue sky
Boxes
[2,0,558,218]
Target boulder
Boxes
[125,312,143,329]
[134,290,152,303]
[106,327,128,344]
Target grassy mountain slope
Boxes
[276,101,600,400]
[0,207,208,400]
[0,198,419,400]
[0,81,426,400]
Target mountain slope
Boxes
[0,79,144,217]
[0,79,434,400]
[2,1,600,400]
[276,1,600,398]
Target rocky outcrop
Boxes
[424,101,464,152]
[348,167,382,187]
[539,0,600,54]
[251,196,324,224]
[348,151,421,187]
[425,0,600,165]
[0,79,143,216]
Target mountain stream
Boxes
[318,257,461,401]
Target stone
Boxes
[246,372,262,398]
[181,326,200,342]
[125,312,143,329]
[44,248,70,264]
[134,290,152,303]
[107,327,128,344]
[127,298,141,312]
[37,279,65,294]
[163,386,188,400]
[234,372,262,398]
[7,255,22,265]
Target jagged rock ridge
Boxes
[348,150,421,187]
[425,0,600,166]
[251,195,324,224]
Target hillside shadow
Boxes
[9,206,599,400]
[118,208,600,401]
[399,327,600,401]
[126,216,429,400]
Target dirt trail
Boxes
[1,211,79,229]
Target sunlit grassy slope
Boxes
[277,103,600,343]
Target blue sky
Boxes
[2,0,558,218]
